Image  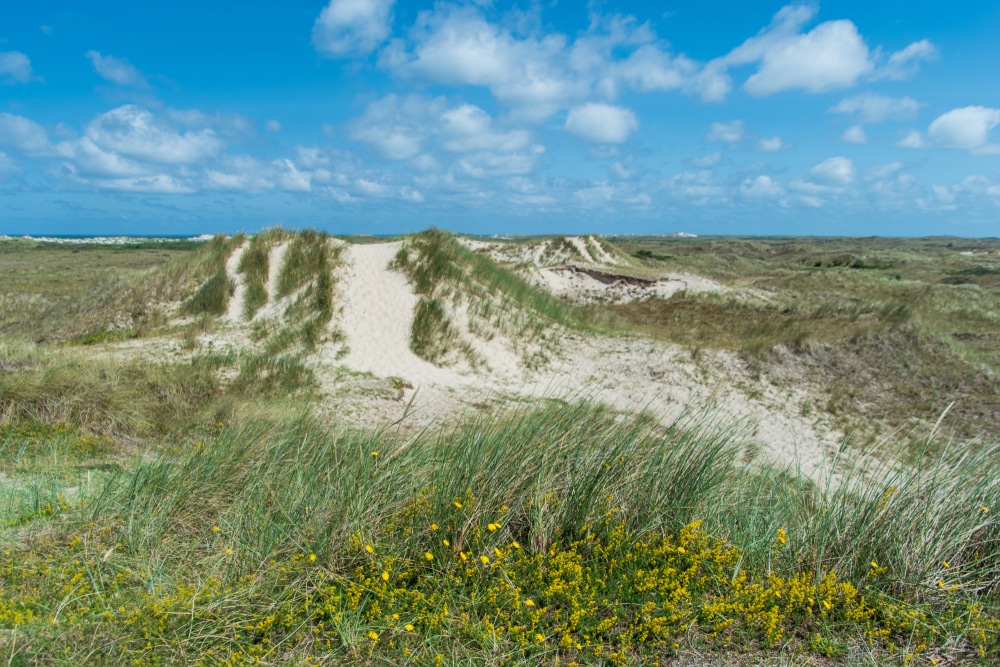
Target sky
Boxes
[1,1,999,237]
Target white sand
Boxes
[222,244,246,323]
[337,242,465,388]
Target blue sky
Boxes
[1,1,999,236]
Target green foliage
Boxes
[2,402,999,664]
[410,297,457,363]
[239,234,271,319]
[182,267,234,316]
[277,230,331,298]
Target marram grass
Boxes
[1,402,998,665]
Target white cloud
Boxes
[348,95,544,176]
[866,162,904,180]
[265,119,283,133]
[440,104,531,152]
[0,113,55,155]
[399,186,424,202]
[349,94,439,160]
[564,103,638,143]
[313,0,395,56]
[0,51,33,84]
[714,5,934,96]
[688,152,722,167]
[0,151,18,174]
[740,175,784,198]
[81,105,222,164]
[667,170,727,202]
[756,136,789,152]
[384,5,581,120]
[720,5,871,95]
[830,93,922,124]
[897,129,924,149]
[927,106,1000,153]
[85,51,147,87]
[810,157,855,186]
[874,39,938,81]
[842,125,867,144]
[707,120,744,143]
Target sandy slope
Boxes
[222,244,247,323]
[338,242,464,388]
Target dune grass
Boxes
[1,401,998,664]
[394,229,618,366]
[239,234,271,320]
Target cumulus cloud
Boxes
[707,120,744,143]
[564,103,638,143]
[756,136,789,152]
[740,174,784,198]
[314,0,395,56]
[830,93,922,124]
[378,4,735,119]
[81,105,222,164]
[85,51,148,87]
[713,5,934,97]
[0,51,33,84]
[842,125,867,144]
[0,113,56,155]
[440,104,531,152]
[927,106,1000,153]
[382,4,583,120]
[265,119,283,133]
[348,94,544,177]
[810,156,855,186]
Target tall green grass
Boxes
[182,234,242,317]
[238,234,271,319]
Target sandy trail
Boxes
[223,244,247,322]
[338,242,465,388]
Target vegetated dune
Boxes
[4,231,999,664]
[86,229,845,484]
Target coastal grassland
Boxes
[0,238,215,343]
[609,236,1000,443]
[1,402,999,665]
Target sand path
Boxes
[223,244,246,322]
[338,242,465,387]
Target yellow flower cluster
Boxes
[1,513,998,666]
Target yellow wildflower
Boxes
[365,544,374,554]
[443,539,450,547]
[381,571,389,581]
[371,451,378,457]
[943,561,950,568]
[480,555,490,564]
[487,523,499,532]
[424,552,434,561]
[367,631,378,641]
[524,599,535,607]
[309,553,316,562]
[453,501,463,509]
[459,552,468,561]
[511,540,521,550]
[431,523,439,531]
[405,624,414,632]
[212,525,220,533]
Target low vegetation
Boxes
[1,231,998,664]
[394,230,614,367]
[1,402,998,664]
